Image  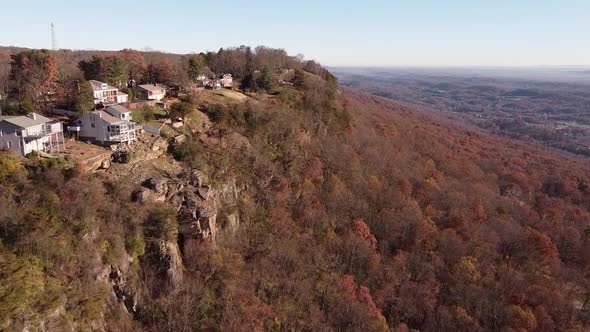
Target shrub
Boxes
[172,137,206,169]
[0,253,44,325]
[146,206,178,242]
[169,101,194,119]
[0,153,23,183]
[126,231,146,258]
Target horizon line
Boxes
[2,44,589,69]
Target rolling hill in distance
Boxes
[334,66,590,158]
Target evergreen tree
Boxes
[240,73,258,91]
[258,66,274,92]
[104,56,127,87]
[294,69,306,89]
[187,58,201,81]
[73,80,94,114]
[241,47,259,91]
[78,55,103,81]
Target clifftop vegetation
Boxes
[2,46,590,331]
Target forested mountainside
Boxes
[3,48,590,331]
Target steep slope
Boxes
[2,68,590,331]
[330,90,590,330]
[152,83,590,330]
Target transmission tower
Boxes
[51,22,57,50]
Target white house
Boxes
[0,113,65,156]
[220,74,233,88]
[90,80,128,105]
[137,84,167,101]
[75,105,139,145]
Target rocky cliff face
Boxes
[134,169,239,245]
[114,167,240,316]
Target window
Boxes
[18,141,21,148]
[0,130,3,136]
[6,141,11,149]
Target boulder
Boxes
[190,170,209,187]
[153,194,166,202]
[144,177,168,194]
[156,137,169,149]
[174,134,187,144]
[132,188,166,203]
[197,204,216,219]
[171,194,185,211]
[184,193,201,207]
[100,158,111,170]
[132,188,152,202]
[178,207,197,224]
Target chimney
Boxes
[27,113,37,120]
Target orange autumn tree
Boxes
[9,49,57,111]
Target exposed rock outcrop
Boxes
[189,169,209,188]
[110,266,138,314]
[162,240,184,286]
[132,188,166,203]
[130,169,241,297]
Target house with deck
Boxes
[74,105,139,145]
[0,113,64,156]
[90,80,128,105]
[137,84,167,101]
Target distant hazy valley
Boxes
[334,67,590,156]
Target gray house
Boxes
[74,105,139,145]
[0,113,65,156]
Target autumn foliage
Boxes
[3,47,590,330]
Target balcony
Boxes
[108,131,136,142]
[107,122,140,142]
[20,125,63,140]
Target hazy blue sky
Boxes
[1,0,589,66]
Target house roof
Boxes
[92,111,123,125]
[138,84,166,92]
[106,105,131,118]
[89,80,118,92]
[0,113,53,129]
